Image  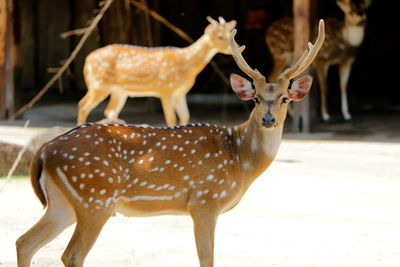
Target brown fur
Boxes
[29,150,46,207]
[16,21,324,267]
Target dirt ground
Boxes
[1,134,400,266]
[1,102,400,266]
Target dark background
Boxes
[11,0,400,122]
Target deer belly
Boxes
[115,198,188,217]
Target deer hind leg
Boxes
[339,58,355,121]
[160,95,177,126]
[190,207,219,267]
[61,209,112,267]
[173,94,190,125]
[316,64,330,121]
[104,92,128,124]
[16,175,76,267]
[77,89,110,125]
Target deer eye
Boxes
[281,97,289,104]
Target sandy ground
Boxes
[1,136,400,267]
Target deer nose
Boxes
[357,20,366,26]
[262,113,276,128]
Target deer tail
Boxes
[30,151,47,207]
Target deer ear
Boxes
[225,20,237,31]
[336,0,351,12]
[288,75,313,101]
[230,73,255,100]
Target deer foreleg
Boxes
[104,92,128,123]
[190,208,219,267]
[339,58,354,121]
[173,94,190,125]
[160,95,177,126]
[316,64,330,121]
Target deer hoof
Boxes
[322,113,331,122]
[343,113,352,121]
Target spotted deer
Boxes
[16,20,325,267]
[266,0,371,121]
[77,16,236,126]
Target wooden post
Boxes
[0,0,7,118]
[0,0,14,119]
[292,0,311,132]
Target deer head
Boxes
[205,16,237,54]
[337,0,372,45]
[337,0,372,25]
[229,20,325,129]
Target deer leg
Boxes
[77,89,110,125]
[16,177,76,267]
[104,93,128,123]
[61,211,111,267]
[316,64,330,121]
[190,209,219,267]
[160,95,177,126]
[173,94,190,125]
[339,58,354,121]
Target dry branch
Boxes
[60,27,88,39]
[0,120,30,193]
[130,0,193,43]
[13,0,115,118]
[130,0,229,85]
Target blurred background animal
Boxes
[266,0,372,121]
[78,16,236,126]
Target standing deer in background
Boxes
[16,20,324,267]
[77,16,236,126]
[266,0,371,121]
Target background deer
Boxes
[266,0,371,121]
[16,20,324,267]
[77,16,236,126]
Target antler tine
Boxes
[218,16,226,24]
[206,16,219,26]
[279,19,325,82]
[228,29,265,81]
[362,0,372,9]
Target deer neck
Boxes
[341,20,365,47]
[232,111,284,185]
[182,34,218,74]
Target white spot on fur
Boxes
[56,168,82,202]
[251,132,258,152]
[243,161,252,169]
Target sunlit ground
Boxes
[1,135,399,266]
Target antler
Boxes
[278,19,325,82]
[228,29,265,81]
[361,0,372,9]
[207,16,219,26]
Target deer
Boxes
[266,0,372,121]
[16,20,325,267]
[77,16,236,127]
